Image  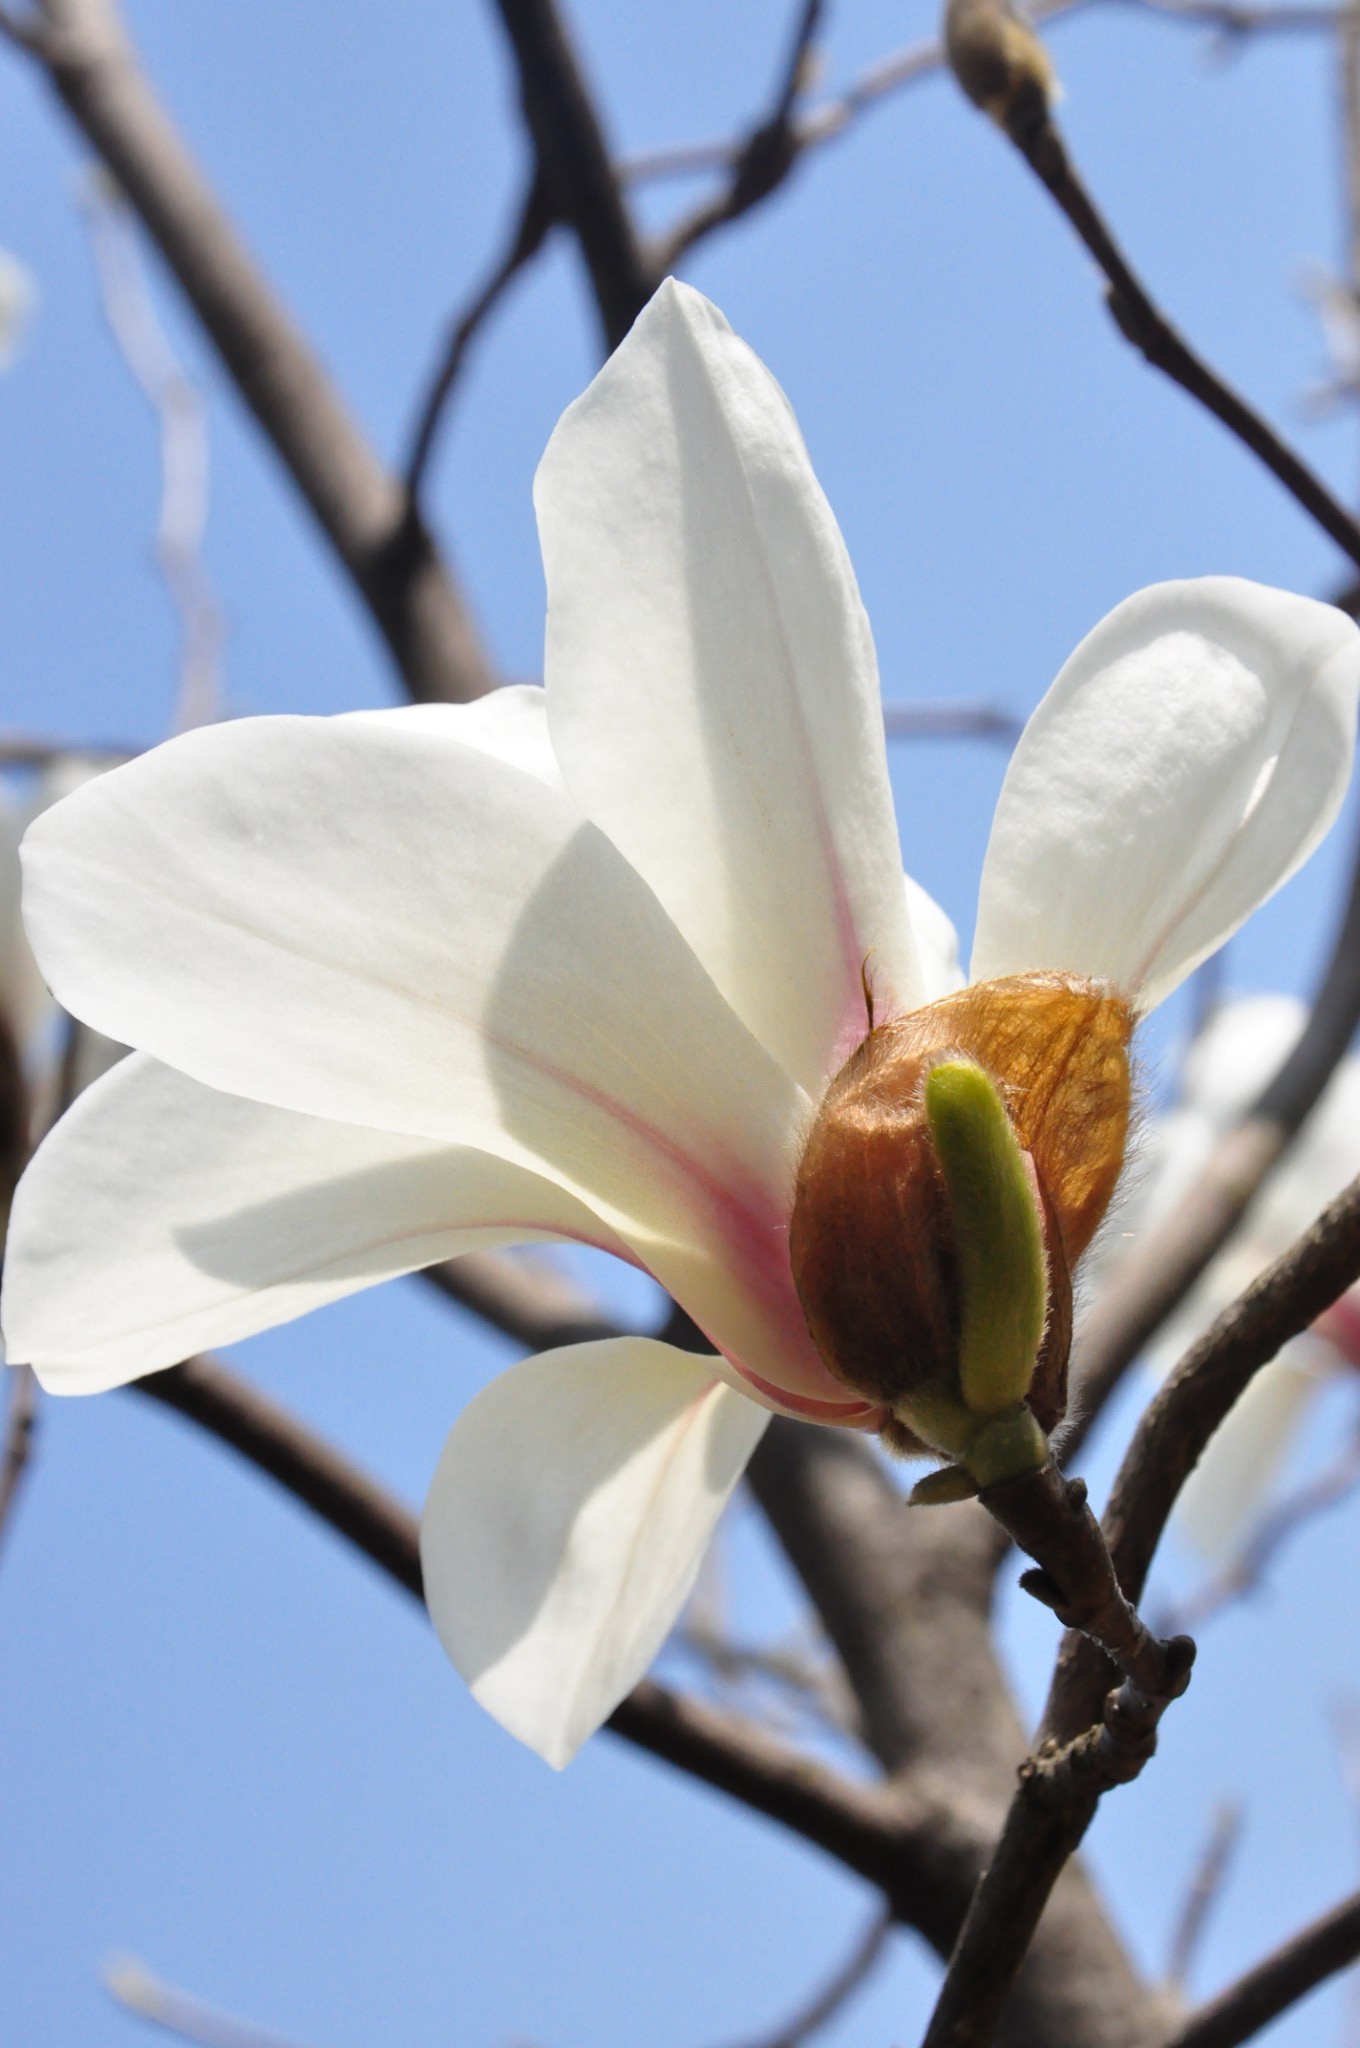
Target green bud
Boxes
[964,1404,1050,1487]
[908,1464,981,1507]
[897,1383,977,1458]
[924,1058,1049,1418]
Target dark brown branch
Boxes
[1066,814,1360,1460]
[420,1248,623,1350]
[918,1159,1360,2043]
[659,0,827,267]
[747,1424,1166,2048]
[489,0,655,349]
[979,1463,1195,1704]
[946,17,1360,571]
[1048,1165,1360,1747]
[920,1472,1193,2048]
[404,175,553,506]
[20,0,494,706]
[1165,1889,1360,2048]
[128,1355,900,1877]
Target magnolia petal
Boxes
[421,1336,768,1766]
[1175,1350,1323,1557]
[344,686,563,790]
[20,713,847,1413]
[971,580,1360,1009]
[538,279,921,1095]
[905,873,965,1002]
[2,1050,627,1393]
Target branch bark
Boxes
[1165,1889,1360,2048]
[489,0,656,348]
[1067,816,1360,1459]
[1047,1165,1360,1748]
[21,0,495,706]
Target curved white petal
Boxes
[21,713,855,1417]
[3,1050,626,1393]
[538,279,921,1094]
[1175,1350,1323,1557]
[421,1336,768,1766]
[904,873,965,1001]
[345,686,562,790]
[971,580,1360,1009]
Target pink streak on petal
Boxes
[490,1025,854,1411]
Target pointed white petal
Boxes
[537,279,921,1094]
[971,580,1360,1008]
[904,873,965,1001]
[345,686,562,789]
[421,1336,768,1766]
[21,713,852,1416]
[3,1051,626,1392]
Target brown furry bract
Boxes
[788,973,1133,1444]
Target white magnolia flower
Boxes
[1133,996,1360,1555]
[4,281,1359,1764]
[0,249,35,372]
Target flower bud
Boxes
[789,972,1132,1450]
[945,0,1058,144]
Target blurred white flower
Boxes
[0,250,36,371]
[1133,995,1360,1555]
[4,281,1359,1762]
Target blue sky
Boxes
[3,3,1360,2043]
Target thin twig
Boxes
[1067,814,1360,1461]
[105,1956,317,2048]
[624,0,1330,197]
[624,0,1093,190]
[974,81,1360,570]
[404,175,553,506]
[128,1355,902,1879]
[882,700,1024,744]
[1158,1424,1360,1636]
[658,0,828,266]
[489,0,655,349]
[19,0,493,705]
[1164,1889,1360,2048]
[676,1613,864,1741]
[713,1903,894,2048]
[1165,1801,1244,1993]
[0,1366,37,1560]
[81,173,224,731]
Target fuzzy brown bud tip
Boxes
[945,0,1058,143]
[788,973,1132,1442]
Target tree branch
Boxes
[1066,815,1360,1460]
[489,0,655,349]
[18,0,494,706]
[1165,1889,1360,2048]
[81,173,224,732]
[0,1365,37,1560]
[404,174,553,507]
[127,1355,902,1883]
[946,21,1360,571]
[1047,1164,1360,1747]
[658,0,827,267]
